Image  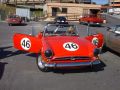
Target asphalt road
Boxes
[0,17,120,90]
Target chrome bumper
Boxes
[44,60,101,68]
[89,22,102,25]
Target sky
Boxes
[92,0,108,5]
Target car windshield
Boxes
[55,16,66,21]
[116,26,120,32]
[8,15,19,18]
[43,24,78,36]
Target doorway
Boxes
[52,7,58,16]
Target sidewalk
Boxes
[0,20,6,23]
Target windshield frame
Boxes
[43,24,79,37]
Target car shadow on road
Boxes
[0,46,30,79]
[108,49,120,57]
[52,61,106,74]
[26,53,37,57]
[0,62,8,80]
[80,23,105,27]
[0,46,27,59]
[101,47,120,57]
[10,23,27,26]
[90,25,105,27]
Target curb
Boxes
[0,21,6,22]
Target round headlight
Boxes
[94,48,100,57]
[44,49,53,58]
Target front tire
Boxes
[101,43,108,53]
[37,54,49,72]
[79,20,82,24]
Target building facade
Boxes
[0,0,7,3]
[44,3,101,20]
[6,0,92,5]
[1,0,101,20]
[109,0,120,14]
[109,0,120,6]
[76,0,91,4]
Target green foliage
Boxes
[31,10,44,17]
[0,4,15,20]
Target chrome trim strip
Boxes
[44,60,101,68]
[90,23,102,25]
[54,56,90,60]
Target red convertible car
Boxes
[13,24,104,72]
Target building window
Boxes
[62,8,67,13]
[111,2,120,4]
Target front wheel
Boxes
[79,20,82,24]
[101,43,108,53]
[37,54,49,72]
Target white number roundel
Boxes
[92,37,99,46]
[21,38,31,50]
[63,42,79,51]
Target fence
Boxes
[47,13,81,21]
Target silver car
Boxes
[104,25,120,53]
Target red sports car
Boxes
[6,15,22,26]
[13,24,104,72]
[79,15,104,26]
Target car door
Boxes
[112,27,120,53]
[106,27,115,47]
[13,33,42,53]
[106,27,120,53]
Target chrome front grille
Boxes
[54,56,90,60]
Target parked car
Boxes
[13,24,104,72]
[104,25,120,53]
[79,14,104,26]
[47,16,68,25]
[109,11,120,15]
[6,15,22,26]
[21,17,30,22]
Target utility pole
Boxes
[14,0,17,6]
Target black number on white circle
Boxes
[65,43,78,49]
[21,38,31,50]
[65,43,71,49]
[22,40,30,49]
[92,37,99,46]
[71,43,78,49]
[63,42,79,51]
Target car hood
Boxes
[43,36,95,58]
